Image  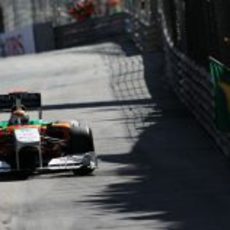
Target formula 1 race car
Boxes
[0,91,97,177]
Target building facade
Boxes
[0,0,66,32]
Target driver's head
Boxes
[10,106,29,124]
[12,108,26,117]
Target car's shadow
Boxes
[0,170,97,181]
[0,172,32,182]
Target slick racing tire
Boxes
[69,126,96,176]
[73,166,94,176]
[68,126,95,154]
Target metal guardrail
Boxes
[54,13,127,49]
[124,8,161,53]
[158,2,230,156]
[122,1,230,157]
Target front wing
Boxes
[0,152,97,173]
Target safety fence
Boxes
[100,41,152,139]
[125,16,161,53]
[123,1,161,53]
[157,1,230,156]
[122,0,230,156]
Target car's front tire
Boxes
[68,126,96,176]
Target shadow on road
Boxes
[79,37,230,230]
[42,98,155,111]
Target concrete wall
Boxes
[0,0,33,32]
[0,0,55,32]
[0,25,36,57]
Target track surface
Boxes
[0,41,230,230]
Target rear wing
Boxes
[0,92,42,118]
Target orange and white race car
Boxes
[0,91,97,178]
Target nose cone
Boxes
[14,128,40,144]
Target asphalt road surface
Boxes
[0,40,230,230]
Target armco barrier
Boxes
[158,2,230,156]
[54,13,127,49]
[124,14,162,53]
[33,22,55,53]
[124,2,230,156]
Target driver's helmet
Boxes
[9,106,29,125]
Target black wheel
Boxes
[69,126,96,176]
[68,126,95,154]
[73,167,94,176]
